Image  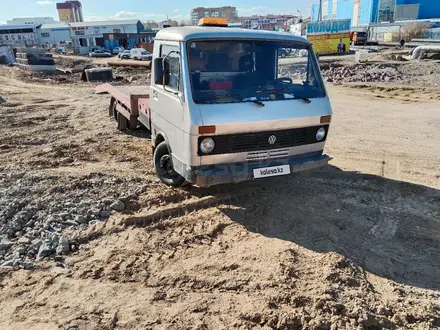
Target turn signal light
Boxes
[198,125,216,134]
[320,115,331,124]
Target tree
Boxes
[178,19,192,27]
[400,22,430,41]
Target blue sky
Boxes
[0,0,314,24]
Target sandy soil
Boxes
[0,58,439,330]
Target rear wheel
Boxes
[114,107,128,131]
[154,142,186,187]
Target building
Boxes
[7,17,56,25]
[39,23,71,46]
[190,6,238,25]
[103,32,156,51]
[159,20,179,29]
[311,0,440,25]
[57,1,84,23]
[69,20,144,54]
[395,0,440,21]
[0,24,41,47]
[144,21,159,30]
[240,15,297,31]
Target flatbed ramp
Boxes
[96,83,151,130]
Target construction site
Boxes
[0,0,440,326]
[0,37,439,328]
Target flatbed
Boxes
[96,83,151,130]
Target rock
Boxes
[31,239,43,249]
[64,220,79,227]
[135,184,148,195]
[0,240,13,251]
[36,242,55,260]
[58,212,70,219]
[89,208,101,216]
[18,237,31,245]
[110,200,125,212]
[42,147,53,153]
[14,231,24,238]
[74,215,87,224]
[59,157,74,164]
[56,235,70,255]
[14,246,26,255]
[0,260,15,268]
[22,261,35,270]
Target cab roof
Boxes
[155,26,310,44]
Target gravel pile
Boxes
[322,64,403,84]
[0,171,148,269]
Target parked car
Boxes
[89,50,112,58]
[118,50,131,60]
[112,47,124,55]
[278,48,289,58]
[130,48,153,61]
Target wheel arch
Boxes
[153,131,171,153]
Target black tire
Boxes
[154,142,186,187]
[114,109,128,131]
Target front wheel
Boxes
[153,142,186,187]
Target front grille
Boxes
[198,125,329,156]
[232,128,308,153]
[247,148,290,161]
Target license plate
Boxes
[253,165,291,179]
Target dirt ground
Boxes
[0,53,439,330]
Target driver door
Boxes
[150,42,185,160]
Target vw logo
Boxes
[268,135,277,145]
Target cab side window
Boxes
[160,45,180,91]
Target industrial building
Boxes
[39,23,71,46]
[190,6,238,25]
[57,1,84,23]
[311,0,440,25]
[102,32,156,51]
[69,20,144,54]
[7,17,56,25]
[0,24,41,47]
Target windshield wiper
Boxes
[249,100,265,107]
[242,97,265,107]
[298,97,311,104]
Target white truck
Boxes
[97,19,332,187]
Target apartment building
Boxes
[57,1,84,23]
[241,15,297,30]
[190,6,238,25]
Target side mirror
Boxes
[153,57,163,84]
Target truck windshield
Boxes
[187,40,325,104]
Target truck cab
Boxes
[102,19,333,187]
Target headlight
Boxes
[200,138,215,154]
[316,127,326,141]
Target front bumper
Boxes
[182,151,330,187]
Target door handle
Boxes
[152,90,158,99]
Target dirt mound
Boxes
[322,63,403,84]
[54,56,92,70]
